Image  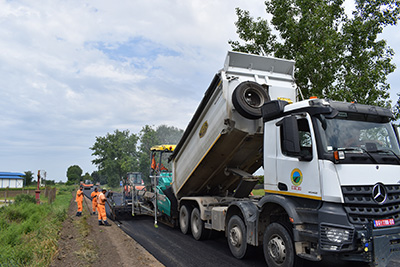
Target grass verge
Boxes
[73,214,97,264]
[0,185,74,267]
[252,188,265,196]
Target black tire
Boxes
[190,207,208,240]
[232,81,270,120]
[227,215,248,259]
[263,223,303,267]
[179,205,192,235]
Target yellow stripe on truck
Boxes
[264,189,322,201]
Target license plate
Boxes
[374,218,395,227]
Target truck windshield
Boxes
[315,114,400,163]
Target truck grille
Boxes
[341,184,400,226]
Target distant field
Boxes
[252,188,265,196]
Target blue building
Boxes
[0,172,24,188]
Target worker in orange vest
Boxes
[97,189,111,226]
[75,186,83,216]
[90,187,99,215]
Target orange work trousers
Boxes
[77,201,83,212]
[98,204,107,221]
[92,199,98,213]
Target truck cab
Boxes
[261,98,400,265]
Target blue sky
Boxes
[0,0,399,182]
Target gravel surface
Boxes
[50,192,164,267]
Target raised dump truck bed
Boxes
[170,51,296,199]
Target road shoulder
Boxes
[50,192,164,267]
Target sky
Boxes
[0,1,399,182]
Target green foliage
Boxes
[229,0,400,109]
[89,125,184,185]
[137,125,183,183]
[66,165,83,183]
[0,185,73,266]
[65,180,75,186]
[138,125,159,183]
[256,175,264,185]
[156,124,185,145]
[23,171,34,186]
[82,172,92,182]
[90,129,139,187]
[14,194,36,205]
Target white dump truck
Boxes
[167,51,400,266]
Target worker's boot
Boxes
[76,212,81,216]
[103,221,111,226]
[98,220,103,225]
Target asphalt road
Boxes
[119,216,369,267]
[83,189,368,267]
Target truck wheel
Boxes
[232,81,270,120]
[227,215,248,259]
[179,205,192,235]
[263,223,303,267]
[190,207,208,240]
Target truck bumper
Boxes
[372,226,400,267]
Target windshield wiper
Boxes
[359,148,378,164]
[374,149,400,164]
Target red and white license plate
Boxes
[374,218,395,227]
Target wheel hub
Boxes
[268,235,286,264]
[229,226,243,247]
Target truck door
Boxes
[275,114,321,200]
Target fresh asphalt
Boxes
[83,189,368,267]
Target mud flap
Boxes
[373,226,400,267]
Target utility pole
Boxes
[35,170,41,204]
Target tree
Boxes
[229,0,400,107]
[90,129,139,187]
[137,125,159,183]
[156,124,184,144]
[82,172,92,182]
[91,171,100,184]
[66,165,83,183]
[23,171,34,186]
[136,125,184,183]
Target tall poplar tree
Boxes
[229,0,400,109]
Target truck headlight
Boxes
[320,225,354,252]
[325,227,351,243]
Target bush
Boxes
[14,194,36,205]
[0,184,73,266]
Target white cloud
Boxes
[0,0,398,181]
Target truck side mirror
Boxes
[277,115,301,157]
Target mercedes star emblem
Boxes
[372,183,387,204]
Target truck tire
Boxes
[227,215,248,259]
[190,207,208,240]
[179,205,192,235]
[232,81,270,120]
[263,223,303,267]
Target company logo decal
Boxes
[291,168,302,191]
[372,183,387,205]
[199,121,208,138]
[291,168,303,186]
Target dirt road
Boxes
[50,193,163,267]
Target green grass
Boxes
[0,185,75,267]
[252,188,265,196]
